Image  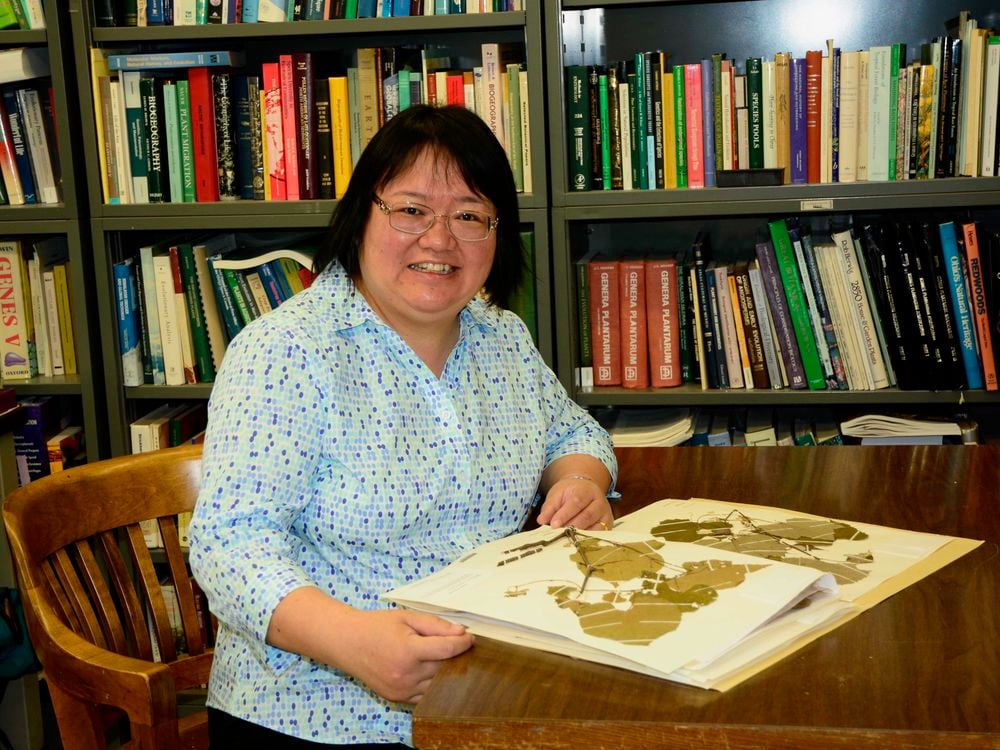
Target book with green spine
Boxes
[632,53,648,189]
[746,56,764,168]
[767,219,826,390]
[672,64,687,188]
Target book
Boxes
[644,258,681,388]
[588,258,621,386]
[767,220,825,390]
[960,222,998,391]
[386,496,978,691]
[0,47,49,85]
[618,259,648,388]
[938,221,983,390]
[754,239,806,390]
[12,396,64,483]
[107,50,247,71]
[16,86,59,204]
[139,76,167,203]
[213,72,238,200]
[565,65,590,191]
[113,258,143,387]
[0,240,36,379]
[188,66,220,202]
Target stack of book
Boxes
[0,46,62,206]
[89,39,531,205]
[566,11,1000,191]
[840,413,974,445]
[579,216,999,395]
[112,234,316,388]
[0,237,78,383]
[94,1,524,26]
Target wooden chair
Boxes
[2,443,212,750]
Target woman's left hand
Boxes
[536,476,613,531]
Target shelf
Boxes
[556,177,1000,217]
[574,385,1000,408]
[90,12,527,42]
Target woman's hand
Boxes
[536,475,614,531]
[337,608,475,704]
[266,587,473,705]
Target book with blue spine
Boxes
[939,221,983,390]
[113,258,143,387]
[700,59,716,187]
[789,56,807,184]
[108,50,246,71]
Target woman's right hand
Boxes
[338,608,475,704]
[267,586,474,705]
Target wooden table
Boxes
[413,446,1000,749]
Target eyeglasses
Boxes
[373,196,498,242]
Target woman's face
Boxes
[356,148,497,338]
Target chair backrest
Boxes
[2,443,212,750]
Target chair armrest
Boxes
[25,589,181,726]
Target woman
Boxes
[189,104,617,748]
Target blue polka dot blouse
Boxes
[188,261,617,745]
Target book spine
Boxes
[691,237,717,387]
[618,259,648,388]
[683,63,704,189]
[831,229,891,389]
[41,269,63,375]
[161,81,184,202]
[262,61,286,200]
[704,269,729,388]
[574,258,592,387]
[178,244,215,383]
[0,92,26,204]
[113,259,144,387]
[294,52,316,199]
[212,72,238,200]
[938,222,983,389]
[804,50,822,183]
[588,260,621,386]
[188,67,219,202]
[17,87,59,204]
[140,76,167,202]
[314,75,334,199]
[671,65,687,188]
[565,65,590,191]
[768,220,826,389]
[961,222,998,390]
[754,239,807,389]
[700,59,716,188]
[232,75,255,200]
[51,264,75,375]
[799,232,848,389]
[644,258,680,387]
[0,242,33,379]
[207,258,244,340]
[174,79,196,202]
[789,57,807,183]
[746,56,764,169]
[168,247,198,384]
[734,264,769,389]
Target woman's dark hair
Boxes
[312,104,523,309]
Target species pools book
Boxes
[384,497,980,691]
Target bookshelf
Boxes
[545,0,1000,439]
[66,1,551,457]
[0,4,105,463]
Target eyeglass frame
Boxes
[372,195,499,242]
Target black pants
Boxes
[207,707,412,749]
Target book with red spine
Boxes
[618,259,649,389]
[804,49,822,184]
[588,258,621,386]
[644,257,681,387]
[278,54,300,200]
[261,62,286,200]
[683,63,705,188]
[187,67,220,202]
